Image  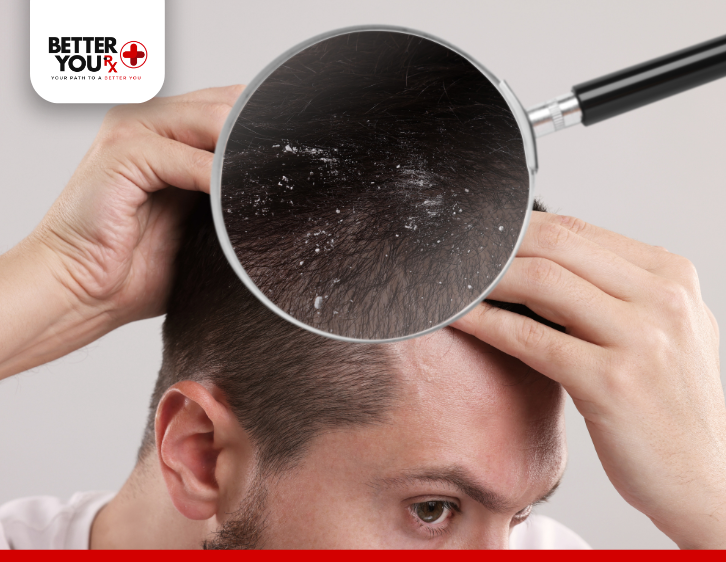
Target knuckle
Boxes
[537,222,573,251]
[517,318,548,349]
[654,278,691,314]
[632,313,670,349]
[673,255,699,284]
[190,149,212,175]
[601,358,638,399]
[104,104,122,120]
[557,215,590,236]
[527,257,562,289]
[602,344,661,394]
[559,215,590,234]
[101,105,125,128]
[98,117,139,149]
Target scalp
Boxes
[221,31,530,340]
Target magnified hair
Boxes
[221,31,529,340]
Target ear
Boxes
[155,381,253,520]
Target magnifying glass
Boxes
[211,25,726,342]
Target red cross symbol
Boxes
[123,44,144,65]
[120,41,148,69]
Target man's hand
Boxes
[452,211,726,549]
[36,85,243,320]
[0,85,243,379]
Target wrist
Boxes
[0,236,117,379]
[669,517,726,550]
[651,464,726,549]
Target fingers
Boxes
[531,212,661,268]
[532,212,676,274]
[136,100,232,151]
[107,92,238,152]
[521,214,654,301]
[139,85,246,150]
[162,84,245,107]
[99,85,246,194]
[452,302,604,395]
[118,130,214,193]
[530,212,701,290]
[488,257,628,344]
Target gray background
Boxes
[1,0,725,550]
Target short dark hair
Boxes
[139,198,560,474]
[141,32,555,473]
[140,197,399,475]
[221,31,530,340]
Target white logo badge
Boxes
[30,0,165,104]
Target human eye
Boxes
[408,499,460,537]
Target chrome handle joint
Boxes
[527,92,582,138]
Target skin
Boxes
[91,329,565,549]
[454,215,726,548]
[258,333,565,549]
[0,86,724,549]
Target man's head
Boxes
[203,326,565,549]
[140,198,566,549]
[140,30,562,549]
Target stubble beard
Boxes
[202,476,269,550]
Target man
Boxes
[0,85,724,549]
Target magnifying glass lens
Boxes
[219,30,529,341]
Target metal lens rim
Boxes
[210,24,537,344]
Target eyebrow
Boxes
[372,466,562,514]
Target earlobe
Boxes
[155,381,233,520]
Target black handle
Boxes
[573,34,726,126]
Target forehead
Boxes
[385,327,566,497]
